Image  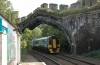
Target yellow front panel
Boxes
[53,39,56,48]
[57,48,60,53]
[48,45,52,48]
[49,49,53,53]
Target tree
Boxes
[0,0,18,24]
[0,0,13,18]
[21,28,32,55]
[21,28,32,49]
[31,27,42,39]
[21,39,27,48]
[27,27,42,50]
[21,27,42,50]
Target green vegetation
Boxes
[21,28,42,51]
[21,27,42,61]
[0,0,18,24]
[83,50,100,59]
[0,0,13,15]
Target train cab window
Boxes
[56,39,59,44]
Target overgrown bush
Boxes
[83,50,100,59]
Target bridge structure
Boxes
[17,3,100,54]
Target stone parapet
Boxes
[70,2,82,9]
[49,3,58,10]
[21,16,27,22]
[85,0,99,7]
[59,4,68,10]
[16,18,21,24]
[41,3,48,8]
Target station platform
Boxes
[19,62,46,65]
[19,53,46,65]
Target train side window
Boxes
[45,39,47,42]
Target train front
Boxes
[48,36,60,53]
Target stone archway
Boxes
[18,9,100,55]
[17,12,74,54]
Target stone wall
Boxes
[40,0,100,11]
[41,3,48,8]
[21,16,27,22]
[49,3,58,10]
[16,16,27,24]
[70,2,82,8]
[59,4,68,10]
[40,3,69,10]
[85,0,99,7]
[15,18,21,24]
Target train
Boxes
[32,35,60,53]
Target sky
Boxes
[9,0,77,18]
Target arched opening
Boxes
[20,23,71,61]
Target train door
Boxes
[52,39,56,48]
[52,39,58,53]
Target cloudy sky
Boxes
[9,0,77,17]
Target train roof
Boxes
[33,35,57,41]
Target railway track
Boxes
[29,50,62,65]
[42,53,76,65]
[58,53,100,65]
[29,50,77,65]
[29,50,100,65]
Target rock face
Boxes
[62,10,100,54]
[18,10,100,55]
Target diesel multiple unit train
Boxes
[32,35,60,53]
